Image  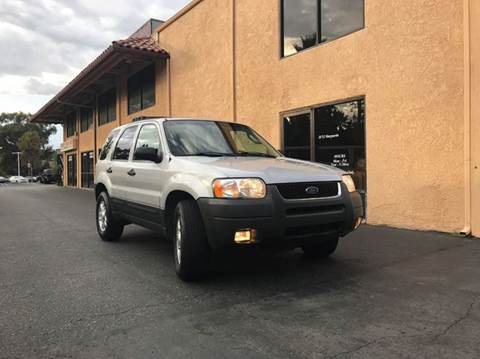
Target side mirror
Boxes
[134,147,163,163]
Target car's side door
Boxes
[124,123,167,227]
[108,125,138,206]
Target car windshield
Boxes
[163,120,280,158]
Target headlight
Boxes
[342,175,356,193]
[213,178,266,199]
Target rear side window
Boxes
[112,126,138,161]
[99,129,120,160]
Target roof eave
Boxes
[30,45,169,124]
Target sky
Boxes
[0,0,190,148]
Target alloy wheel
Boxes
[98,200,107,232]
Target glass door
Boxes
[282,111,312,160]
[314,99,366,194]
[67,154,77,187]
[282,98,366,211]
[81,152,94,188]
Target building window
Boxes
[282,98,366,194]
[128,64,155,114]
[112,126,138,161]
[66,112,76,137]
[281,0,364,57]
[67,154,77,187]
[81,152,94,188]
[98,88,117,126]
[80,108,93,132]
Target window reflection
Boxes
[113,126,138,161]
[282,0,364,57]
[282,0,317,57]
[321,0,364,43]
[314,99,366,193]
[135,125,160,151]
[283,113,311,160]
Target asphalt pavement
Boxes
[0,184,479,358]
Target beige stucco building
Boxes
[31,0,479,237]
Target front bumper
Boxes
[197,183,363,253]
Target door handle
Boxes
[127,169,136,177]
[106,167,113,174]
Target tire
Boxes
[96,192,124,242]
[302,237,339,259]
[172,199,211,281]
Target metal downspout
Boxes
[461,0,472,236]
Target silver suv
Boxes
[95,118,363,281]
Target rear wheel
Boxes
[96,192,124,241]
[302,238,339,259]
[172,199,210,281]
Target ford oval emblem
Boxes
[305,186,320,195]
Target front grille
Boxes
[276,182,339,200]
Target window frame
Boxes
[280,96,366,162]
[281,110,314,161]
[132,123,163,162]
[112,125,139,162]
[67,153,77,187]
[98,87,117,126]
[99,128,120,161]
[80,107,93,133]
[280,0,366,58]
[128,64,156,115]
[80,151,95,188]
[66,112,77,138]
[280,96,367,216]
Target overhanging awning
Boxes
[30,37,169,123]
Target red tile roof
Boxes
[31,37,168,123]
[113,37,167,54]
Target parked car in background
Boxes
[25,176,36,183]
[9,176,28,183]
[95,118,364,281]
[39,169,56,184]
[0,176,8,184]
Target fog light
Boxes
[234,229,258,244]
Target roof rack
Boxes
[132,116,167,122]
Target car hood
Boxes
[176,156,344,184]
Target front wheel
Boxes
[96,192,124,242]
[302,238,339,259]
[172,199,211,281]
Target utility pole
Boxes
[12,152,21,176]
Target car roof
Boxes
[118,117,237,130]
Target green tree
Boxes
[18,131,42,175]
[0,112,57,176]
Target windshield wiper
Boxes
[188,152,235,157]
[237,151,277,158]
